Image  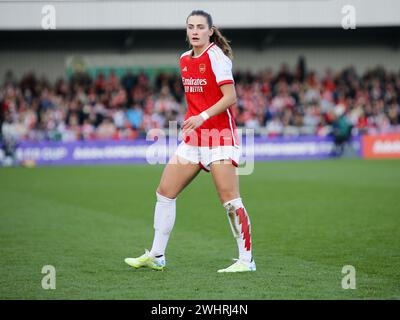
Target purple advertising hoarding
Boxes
[3,136,361,166]
[248,136,361,161]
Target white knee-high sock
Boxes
[149,192,176,257]
[223,197,253,262]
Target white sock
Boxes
[223,197,253,263]
[149,192,176,258]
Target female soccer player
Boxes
[125,10,255,273]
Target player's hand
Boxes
[182,115,204,136]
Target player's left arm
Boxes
[202,83,237,118]
[182,83,237,133]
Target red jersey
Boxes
[180,42,239,147]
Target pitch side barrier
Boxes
[8,134,397,167]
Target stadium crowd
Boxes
[1,61,400,144]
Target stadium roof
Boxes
[0,0,399,30]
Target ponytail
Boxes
[211,26,233,60]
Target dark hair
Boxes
[186,10,233,60]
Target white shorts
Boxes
[174,141,241,172]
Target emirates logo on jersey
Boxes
[182,77,207,93]
[199,63,206,73]
[182,77,207,86]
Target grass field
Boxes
[0,159,399,299]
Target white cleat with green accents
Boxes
[217,259,256,273]
[124,249,166,271]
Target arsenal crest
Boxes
[199,63,206,73]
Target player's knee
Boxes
[156,185,177,200]
[218,189,239,204]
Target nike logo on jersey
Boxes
[182,66,187,72]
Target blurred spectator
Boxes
[332,105,353,156]
[126,104,143,130]
[96,116,116,140]
[1,112,18,165]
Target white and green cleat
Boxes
[217,259,256,273]
[124,249,166,271]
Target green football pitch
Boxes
[0,159,399,299]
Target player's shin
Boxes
[149,192,176,258]
[223,197,253,262]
